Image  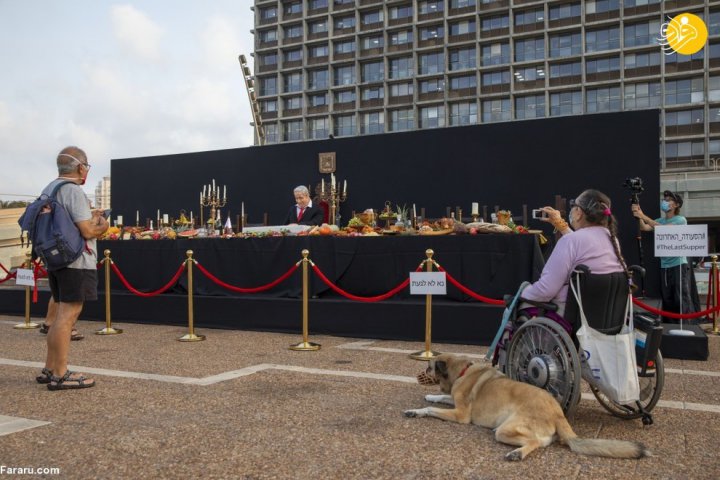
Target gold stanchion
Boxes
[706,255,720,336]
[15,252,39,329]
[96,250,123,335]
[290,249,320,351]
[410,249,441,360]
[178,250,205,342]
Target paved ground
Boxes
[1,314,719,479]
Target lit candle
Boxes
[241,201,245,221]
[150,220,154,230]
[471,202,479,216]
[213,179,215,191]
[117,215,123,225]
[413,204,417,219]
[163,214,169,224]
[321,178,325,195]
[190,211,193,223]
[203,185,206,197]
[224,185,226,200]
[343,180,347,195]
[136,211,139,225]
[331,173,335,189]
[157,209,160,225]
[200,191,202,204]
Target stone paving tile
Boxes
[1,316,719,479]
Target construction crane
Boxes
[239,54,265,146]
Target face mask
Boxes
[660,200,671,213]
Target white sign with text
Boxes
[15,268,35,287]
[654,224,708,257]
[410,272,447,295]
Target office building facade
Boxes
[252,0,720,220]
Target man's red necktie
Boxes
[298,207,305,221]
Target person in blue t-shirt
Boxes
[632,190,696,322]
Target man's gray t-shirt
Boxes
[41,178,97,270]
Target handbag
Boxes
[571,274,640,405]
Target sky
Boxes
[0,1,255,202]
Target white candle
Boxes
[471,202,479,215]
[203,185,206,196]
[163,214,169,224]
[150,220,153,230]
[117,215,123,225]
[190,211,193,223]
[343,180,347,195]
[136,211,139,225]
[413,204,417,218]
[321,178,325,195]
[157,209,160,220]
[241,201,245,220]
[224,185,226,200]
[331,173,335,189]
[213,179,215,191]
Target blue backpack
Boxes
[18,180,86,271]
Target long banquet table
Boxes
[97,234,545,302]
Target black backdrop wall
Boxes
[111,110,661,294]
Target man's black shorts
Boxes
[48,268,98,303]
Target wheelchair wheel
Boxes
[506,317,582,418]
[590,351,665,421]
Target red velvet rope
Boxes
[0,262,9,274]
[32,260,48,278]
[111,261,186,297]
[632,297,720,320]
[311,264,416,302]
[435,265,505,305]
[0,272,16,284]
[194,261,299,293]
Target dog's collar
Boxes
[458,362,473,378]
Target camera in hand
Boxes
[531,209,547,219]
[623,177,644,204]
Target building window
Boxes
[261,100,277,113]
[361,35,384,50]
[586,87,621,113]
[308,69,329,90]
[309,44,329,58]
[665,141,705,168]
[361,62,384,83]
[284,49,302,62]
[389,30,413,46]
[585,27,619,53]
[549,61,581,79]
[450,75,477,90]
[420,105,445,129]
[665,109,704,126]
[450,20,477,36]
[482,98,511,122]
[549,32,581,58]
[334,40,355,54]
[334,0,353,4]
[419,1,444,14]
[451,0,476,7]
[260,7,278,21]
[390,109,414,131]
[389,4,413,20]
[665,78,704,105]
[514,66,544,83]
[284,72,302,93]
[390,82,413,97]
[586,0,619,14]
[710,10,720,36]
[624,20,661,48]
[481,42,510,66]
[665,50,704,67]
[334,65,355,86]
[260,52,277,67]
[309,93,328,107]
[624,0,660,5]
[450,102,478,126]
[710,76,720,102]
[624,82,661,109]
[624,51,660,69]
[309,20,328,34]
[284,96,302,111]
[419,78,445,94]
[480,15,508,32]
[361,112,384,134]
[260,77,277,96]
[550,91,582,116]
[514,37,544,62]
[515,94,545,119]
[309,0,328,10]
[260,29,278,43]
[283,120,303,141]
[362,10,383,25]
[265,124,278,144]
[284,2,302,15]
[549,2,581,21]
[450,47,476,71]
[361,86,384,100]
[419,52,444,75]
[334,115,356,137]
[515,8,544,27]
[284,24,302,39]
[308,118,329,140]
[334,90,356,104]
[419,25,444,41]
[389,56,413,79]
[586,56,620,74]
[482,70,510,86]
[334,16,355,30]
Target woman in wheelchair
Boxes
[496,189,663,423]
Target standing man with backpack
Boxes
[36,146,108,390]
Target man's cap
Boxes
[663,190,683,207]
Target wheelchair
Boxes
[492,265,664,425]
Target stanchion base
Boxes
[409,350,441,361]
[178,333,206,342]
[289,341,321,351]
[96,327,123,335]
[704,327,720,336]
[14,322,40,329]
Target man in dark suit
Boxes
[283,185,324,226]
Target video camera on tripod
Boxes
[623,177,644,205]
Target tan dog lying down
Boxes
[404,354,650,461]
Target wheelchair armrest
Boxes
[519,298,559,312]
